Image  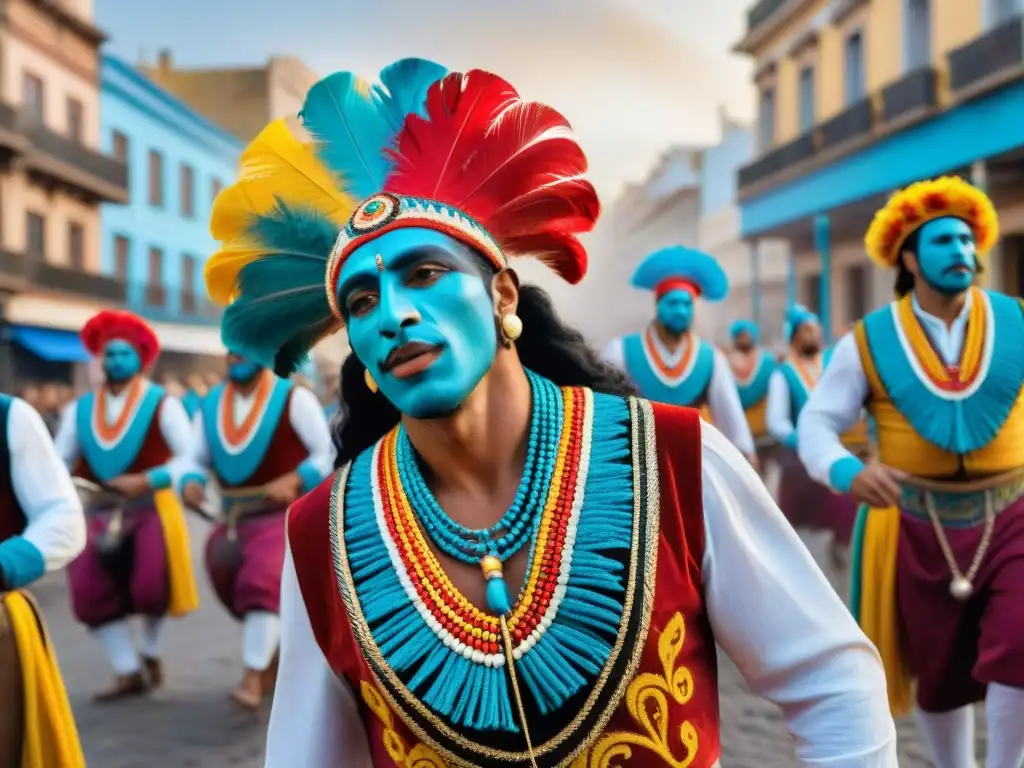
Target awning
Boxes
[10,325,90,362]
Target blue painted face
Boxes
[102,339,141,383]
[227,354,263,384]
[656,290,694,335]
[337,228,498,418]
[914,216,977,295]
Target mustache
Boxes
[379,341,444,374]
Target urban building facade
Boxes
[0,0,129,392]
[140,50,348,386]
[736,0,1024,341]
[99,54,242,378]
[698,110,791,350]
[570,147,707,350]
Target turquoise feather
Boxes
[301,71,395,200]
[300,60,446,201]
[221,201,337,375]
[374,58,447,133]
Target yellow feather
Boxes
[206,118,355,306]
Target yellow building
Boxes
[735,0,1024,338]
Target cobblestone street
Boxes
[34,518,984,766]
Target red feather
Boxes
[384,69,599,280]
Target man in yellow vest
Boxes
[798,177,1024,768]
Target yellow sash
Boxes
[4,591,85,768]
[154,489,200,616]
[857,506,913,716]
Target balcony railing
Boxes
[949,14,1024,98]
[0,250,35,287]
[819,98,874,151]
[881,67,939,124]
[25,257,128,302]
[738,132,815,187]
[21,118,129,204]
[129,283,222,325]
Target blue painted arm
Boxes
[829,455,865,494]
[0,537,46,589]
[783,432,798,451]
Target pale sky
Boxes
[97,0,756,199]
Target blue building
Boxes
[735,2,1024,341]
[100,55,242,373]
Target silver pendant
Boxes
[949,576,973,601]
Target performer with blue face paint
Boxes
[727,319,777,469]
[0,393,86,767]
[799,177,1024,768]
[766,306,860,566]
[178,351,335,709]
[205,59,895,767]
[601,247,757,464]
[53,310,198,701]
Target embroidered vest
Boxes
[622,330,715,424]
[288,397,721,768]
[732,350,774,438]
[202,378,307,487]
[854,288,1024,477]
[73,383,171,482]
[0,395,25,544]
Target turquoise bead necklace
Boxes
[395,370,562,614]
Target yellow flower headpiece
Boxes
[864,176,999,269]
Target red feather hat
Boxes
[324,70,600,319]
[81,310,160,368]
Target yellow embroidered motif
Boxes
[360,680,447,767]
[586,613,698,767]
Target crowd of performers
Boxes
[1,56,1023,768]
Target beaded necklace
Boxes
[396,369,559,614]
[333,385,654,763]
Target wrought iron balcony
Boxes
[738,133,815,187]
[948,15,1024,99]
[0,250,35,289]
[20,118,129,204]
[30,258,128,302]
[129,284,221,326]
[880,67,938,125]
[819,98,874,151]
[0,104,27,155]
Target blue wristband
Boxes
[0,537,46,589]
[829,455,866,494]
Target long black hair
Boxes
[333,283,636,466]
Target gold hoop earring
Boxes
[500,312,523,344]
[364,368,378,393]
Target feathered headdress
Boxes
[864,176,999,268]
[81,310,160,367]
[631,246,729,301]
[205,58,600,375]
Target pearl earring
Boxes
[500,312,523,343]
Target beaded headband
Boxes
[325,192,506,320]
